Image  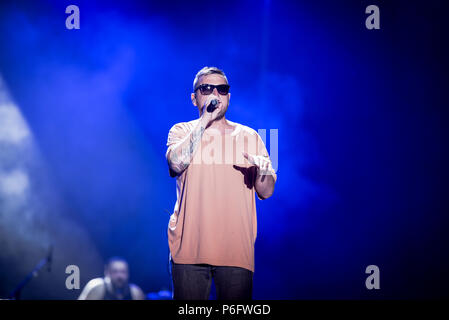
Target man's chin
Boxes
[215,111,226,121]
[113,282,126,289]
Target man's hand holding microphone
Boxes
[200,95,222,128]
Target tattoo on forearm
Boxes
[170,124,206,173]
[190,126,205,155]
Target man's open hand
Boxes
[242,151,274,176]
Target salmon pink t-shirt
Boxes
[165,119,276,272]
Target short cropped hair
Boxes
[105,256,128,270]
[193,66,229,92]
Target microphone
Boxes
[206,99,219,113]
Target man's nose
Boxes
[212,87,219,96]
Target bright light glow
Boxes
[0,169,29,196]
[0,102,30,144]
[0,75,33,198]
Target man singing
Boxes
[165,67,277,300]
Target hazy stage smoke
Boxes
[0,76,103,299]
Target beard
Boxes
[112,279,127,289]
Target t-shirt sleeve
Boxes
[166,122,190,177]
[166,122,189,158]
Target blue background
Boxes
[0,0,448,299]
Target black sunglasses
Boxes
[194,84,230,95]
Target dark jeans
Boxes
[171,261,253,300]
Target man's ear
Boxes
[228,93,231,101]
[191,93,197,107]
